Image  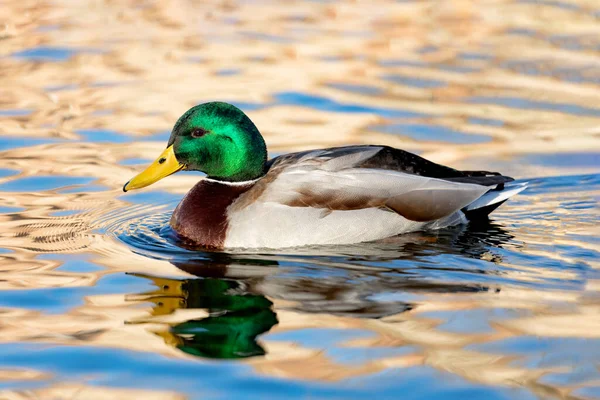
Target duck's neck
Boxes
[170,179,255,249]
[204,131,268,182]
[202,177,262,186]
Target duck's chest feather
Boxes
[170,180,254,248]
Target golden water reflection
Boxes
[1,0,600,399]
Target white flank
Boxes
[224,204,467,249]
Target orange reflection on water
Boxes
[0,0,599,399]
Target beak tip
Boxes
[123,181,130,192]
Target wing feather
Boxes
[259,167,489,222]
[237,146,503,222]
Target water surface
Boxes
[1,0,599,399]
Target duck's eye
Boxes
[191,128,208,138]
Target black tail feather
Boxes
[462,199,508,221]
[445,171,514,187]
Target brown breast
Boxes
[169,180,254,249]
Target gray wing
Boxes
[256,146,500,222]
[267,145,513,185]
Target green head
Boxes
[123,102,267,192]
[169,102,267,181]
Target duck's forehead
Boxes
[180,106,210,127]
[167,107,203,146]
[167,102,251,147]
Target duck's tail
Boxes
[462,182,528,220]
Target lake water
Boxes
[1,1,599,399]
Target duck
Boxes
[123,102,527,249]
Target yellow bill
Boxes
[123,145,185,192]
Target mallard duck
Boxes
[123,102,526,249]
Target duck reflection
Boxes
[127,221,515,359]
[129,273,278,359]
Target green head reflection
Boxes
[129,274,277,359]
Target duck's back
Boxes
[221,145,518,249]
